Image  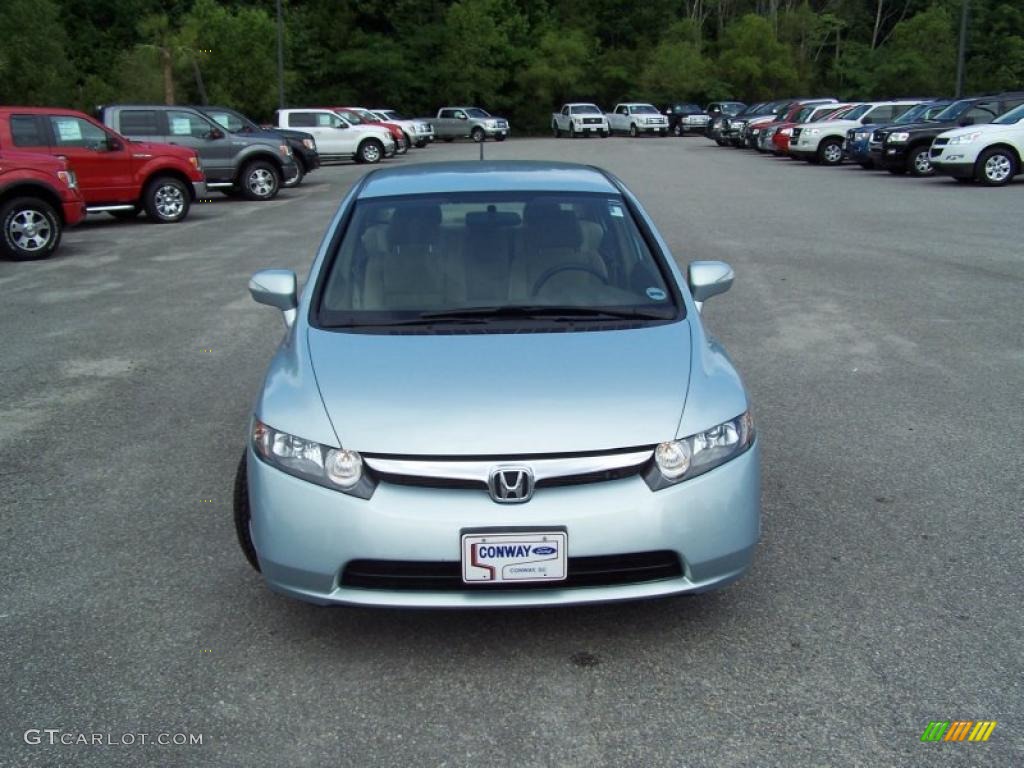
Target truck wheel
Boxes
[818,139,844,165]
[906,146,934,177]
[1,196,61,261]
[673,124,682,137]
[659,129,668,137]
[142,176,191,222]
[471,127,485,143]
[357,138,384,164]
[975,147,1017,186]
[629,124,638,138]
[415,139,428,148]
[233,452,261,572]
[552,123,561,138]
[283,162,305,188]
[569,124,576,138]
[600,130,609,138]
[241,161,281,200]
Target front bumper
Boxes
[931,158,975,178]
[191,180,208,199]
[62,198,87,227]
[634,123,669,134]
[876,144,908,169]
[482,126,510,139]
[569,122,608,134]
[246,440,761,608]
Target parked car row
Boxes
[551,102,717,137]
[0,102,503,261]
[707,92,1024,186]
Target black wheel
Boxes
[394,135,408,155]
[1,196,61,261]
[357,138,384,164]
[672,123,682,137]
[629,123,638,138]
[233,452,261,572]
[403,132,415,150]
[142,175,190,222]
[715,138,728,146]
[109,208,141,220]
[494,135,506,142]
[569,124,576,138]
[552,123,561,138]
[906,146,934,177]
[283,161,305,188]
[471,126,485,143]
[659,128,668,137]
[817,139,844,166]
[240,160,280,200]
[415,140,428,148]
[858,161,874,170]
[600,130,609,138]
[443,137,454,143]
[975,147,1017,186]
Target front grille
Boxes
[341,551,683,591]
[933,137,949,148]
[872,130,884,142]
[583,117,602,125]
[792,127,802,140]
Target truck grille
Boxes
[792,127,802,141]
[341,551,683,591]
[583,118,602,125]
[872,130,884,142]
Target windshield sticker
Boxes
[608,203,624,218]
[646,287,667,301]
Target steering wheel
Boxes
[531,265,609,297]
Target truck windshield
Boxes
[341,111,366,124]
[571,105,601,115]
[316,192,680,332]
[843,105,870,120]
[933,100,972,121]
[205,109,257,133]
[465,108,490,118]
[993,104,1024,124]
[632,105,659,114]
[722,103,744,115]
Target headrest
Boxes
[523,201,582,249]
[388,204,441,248]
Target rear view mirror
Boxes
[249,269,298,327]
[688,260,734,309]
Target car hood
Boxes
[307,321,692,455]
[126,140,196,160]
[937,124,1007,139]
[888,120,954,133]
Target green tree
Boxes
[872,6,956,96]
[640,21,715,103]
[717,14,800,100]
[0,0,74,106]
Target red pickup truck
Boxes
[1,149,86,260]
[0,107,206,224]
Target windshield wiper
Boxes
[417,305,671,321]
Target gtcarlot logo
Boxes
[24,729,203,747]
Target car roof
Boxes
[358,161,620,199]
[0,106,92,117]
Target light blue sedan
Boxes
[236,161,760,607]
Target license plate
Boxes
[461,529,567,584]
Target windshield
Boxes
[356,109,379,122]
[316,192,680,332]
[722,103,744,115]
[843,104,870,120]
[933,99,973,121]
[632,105,659,115]
[571,105,601,115]
[993,104,1024,125]
[465,108,490,118]
[340,110,365,125]
[380,110,404,120]
[892,103,930,124]
[205,109,256,133]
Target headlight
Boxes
[644,412,754,490]
[189,155,201,171]
[948,131,982,145]
[888,132,910,143]
[854,131,868,141]
[57,170,77,189]
[302,138,315,150]
[252,420,375,498]
[780,127,793,136]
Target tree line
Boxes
[1,0,1021,133]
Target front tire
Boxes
[357,138,384,164]
[471,127,485,143]
[143,175,191,222]
[1,196,61,261]
[629,123,638,138]
[552,123,561,138]
[818,139,844,166]
[975,147,1017,186]
[240,161,281,201]
[233,452,261,572]
[906,146,934,177]
[600,130,609,138]
[569,124,576,139]
[673,123,682,137]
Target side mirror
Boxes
[104,137,123,152]
[958,116,975,127]
[208,127,225,139]
[249,269,298,327]
[457,114,467,120]
[688,260,734,309]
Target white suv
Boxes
[931,103,1024,186]
[275,109,395,164]
[370,109,434,148]
[790,101,918,165]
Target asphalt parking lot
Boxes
[2,138,1022,767]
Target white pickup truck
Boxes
[274,109,396,164]
[606,103,669,137]
[551,103,609,138]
